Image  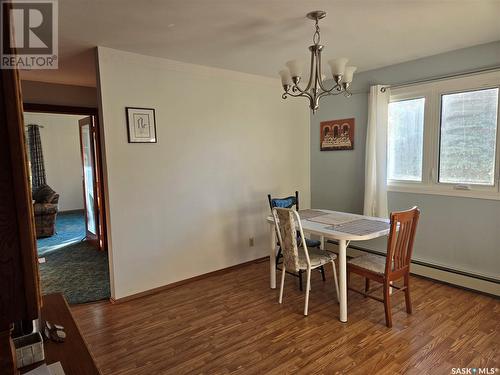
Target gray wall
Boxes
[311,41,500,280]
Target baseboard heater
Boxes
[326,240,500,295]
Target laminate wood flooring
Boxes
[71,260,500,374]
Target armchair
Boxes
[32,185,59,238]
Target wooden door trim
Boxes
[23,103,107,251]
[3,74,40,322]
[1,3,40,373]
[78,117,99,245]
[23,103,97,116]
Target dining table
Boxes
[267,208,391,323]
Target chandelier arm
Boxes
[317,89,345,101]
[316,49,341,93]
[319,81,342,94]
[316,48,327,92]
[291,84,306,95]
[282,90,313,100]
[307,92,316,111]
[283,91,315,109]
[290,51,315,95]
[313,49,321,94]
[304,48,315,92]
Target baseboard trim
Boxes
[59,209,84,214]
[326,239,499,283]
[110,256,269,304]
[408,264,499,299]
[325,240,500,297]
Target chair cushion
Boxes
[33,184,57,203]
[298,248,336,269]
[348,254,386,274]
[34,203,58,215]
[271,197,296,209]
[305,238,321,248]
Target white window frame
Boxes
[387,70,500,200]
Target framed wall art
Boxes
[320,118,354,151]
[126,107,157,143]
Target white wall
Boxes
[97,47,310,300]
[24,112,85,211]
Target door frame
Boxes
[79,116,99,246]
[23,103,107,252]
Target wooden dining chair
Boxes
[347,207,420,327]
[268,191,324,291]
[272,207,339,316]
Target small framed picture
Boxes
[126,107,157,143]
[320,118,354,151]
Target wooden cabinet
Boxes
[20,294,100,375]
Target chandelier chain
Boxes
[313,20,320,45]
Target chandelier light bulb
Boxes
[285,60,303,78]
[279,70,292,86]
[344,66,357,83]
[328,58,349,77]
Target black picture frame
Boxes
[125,107,157,143]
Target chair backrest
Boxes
[267,191,299,211]
[272,207,310,272]
[385,206,420,275]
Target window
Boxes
[439,88,499,186]
[388,98,425,181]
[387,71,500,199]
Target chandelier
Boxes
[279,10,356,113]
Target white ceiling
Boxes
[20,0,500,87]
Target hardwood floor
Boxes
[72,260,500,374]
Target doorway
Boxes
[24,104,109,304]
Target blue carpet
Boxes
[37,210,110,304]
[37,210,86,256]
[39,241,110,304]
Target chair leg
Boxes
[275,247,282,269]
[320,266,326,281]
[404,274,412,314]
[331,261,339,303]
[304,268,312,316]
[279,265,286,304]
[383,281,392,328]
[298,271,303,291]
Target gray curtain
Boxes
[27,124,46,191]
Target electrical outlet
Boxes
[249,237,254,247]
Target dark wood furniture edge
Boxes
[0,324,17,375]
[20,293,101,374]
[58,294,101,374]
[1,3,40,374]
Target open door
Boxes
[79,116,103,249]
